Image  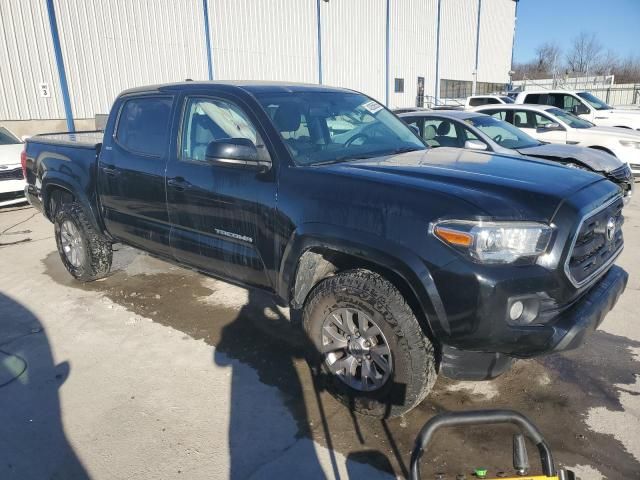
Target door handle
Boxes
[101,164,120,176]
[167,177,190,191]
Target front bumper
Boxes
[548,264,627,353]
[439,265,627,380]
[0,179,27,207]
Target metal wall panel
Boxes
[53,0,209,119]
[389,0,438,108]
[477,0,516,84]
[208,0,318,83]
[0,0,66,120]
[439,0,478,83]
[320,0,387,102]
[0,0,517,121]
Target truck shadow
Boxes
[0,292,89,479]
[212,288,401,479]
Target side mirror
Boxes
[205,138,270,172]
[571,104,590,115]
[409,124,420,135]
[464,140,488,151]
[536,122,564,133]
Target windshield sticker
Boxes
[363,101,384,114]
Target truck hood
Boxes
[327,148,603,222]
[515,143,623,172]
[586,125,640,141]
[0,144,24,168]
[596,109,640,128]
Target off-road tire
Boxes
[54,202,112,282]
[303,269,437,418]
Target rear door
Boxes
[98,95,175,255]
[165,93,276,288]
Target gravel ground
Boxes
[1,196,639,479]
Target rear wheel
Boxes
[303,269,437,418]
[54,202,112,282]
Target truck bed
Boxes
[29,131,104,149]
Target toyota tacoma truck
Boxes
[24,82,628,417]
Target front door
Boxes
[513,109,567,144]
[165,94,276,289]
[98,95,175,256]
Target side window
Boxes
[468,98,485,107]
[486,98,500,104]
[484,109,507,121]
[534,113,554,128]
[181,97,268,162]
[513,110,535,129]
[403,118,423,138]
[116,97,173,156]
[524,94,541,104]
[424,119,461,148]
[461,125,480,141]
[562,95,581,111]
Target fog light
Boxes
[509,301,524,321]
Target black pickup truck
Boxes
[24,82,627,417]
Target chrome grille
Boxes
[0,167,23,181]
[566,196,624,287]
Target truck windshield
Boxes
[255,91,426,165]
[548,108,594,129]
[465,115,540,149]
[577,92,612,110]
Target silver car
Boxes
[398,110,633,201]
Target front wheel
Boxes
[303,269,437,418]
[54,202,112,282]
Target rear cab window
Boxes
[115,96,173,156]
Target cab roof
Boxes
[119,80,355,97]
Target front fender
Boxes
[277,222,450,339]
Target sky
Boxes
[513,0,640,63]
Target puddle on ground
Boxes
[43,248,640,478]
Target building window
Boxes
[440,79,472,99]
[394,78,404,93]
[476,81,508,95]
[440,80,508,98]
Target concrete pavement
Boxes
[1,197,639,479]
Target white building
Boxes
[0,0,517,136]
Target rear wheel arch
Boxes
[44,184,75,220]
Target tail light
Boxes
[20,149,27,179]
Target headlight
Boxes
[431,220,553,264]
[619,140,640,149]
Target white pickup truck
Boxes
[465,94,514,108]
[514,90,640,130]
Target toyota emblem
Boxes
[606,217,616,242]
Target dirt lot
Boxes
[1,197,639,479]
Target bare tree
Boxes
[566,31,603,75]
[616,55,640,83]
[534,42,562,74]
[595,49,619,76]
